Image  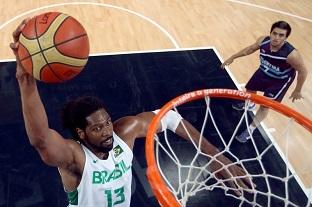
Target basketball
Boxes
[17,12,90,83]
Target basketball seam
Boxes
[20,34,88,62]
[34,16,63,82]
[52,15,88,59]
[47,62,84,76]
[20,13,61,40]
[47,62,83,68]
[53,34,89,59]
[36,12,63,39]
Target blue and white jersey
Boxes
[259,36,295,79]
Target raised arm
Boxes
[221,36,265,69]
[11,19,76,168]
[287,50,308,102]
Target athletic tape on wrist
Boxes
[153,109,183,132]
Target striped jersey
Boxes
[67,132,133,207]
[259,36,295,79]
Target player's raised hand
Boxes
[10,18,31,57]
[9,18,32,80]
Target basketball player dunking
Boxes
[221,21,308,143]
[11,19,253,206]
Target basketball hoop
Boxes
[146,89,312,207]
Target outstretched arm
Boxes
[221,36,265,69]
[174,118,253,193]
[11,19,75,168]
[157,111,253,192]
[114,110,253,194]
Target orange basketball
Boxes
[18,12,90,83]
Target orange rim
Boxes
[145,89,312,207]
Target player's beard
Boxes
[83,136,114,153]
[97,136,114,153]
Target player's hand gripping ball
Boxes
[18,12,90,83]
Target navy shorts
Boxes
[245,69,296,102]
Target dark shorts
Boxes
[245,69,296,102]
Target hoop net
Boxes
[146,89,312,207]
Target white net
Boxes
[150,90,312,207]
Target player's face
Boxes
[270,28,288,48]
[84,109,114,153]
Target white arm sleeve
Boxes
[153,109,183,132]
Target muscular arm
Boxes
[115,111,225,159]
[17,76,75,167]
[113,112,161,149]
[114,110,252,191]
[13,20,75,168]
[287,50,308,99]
